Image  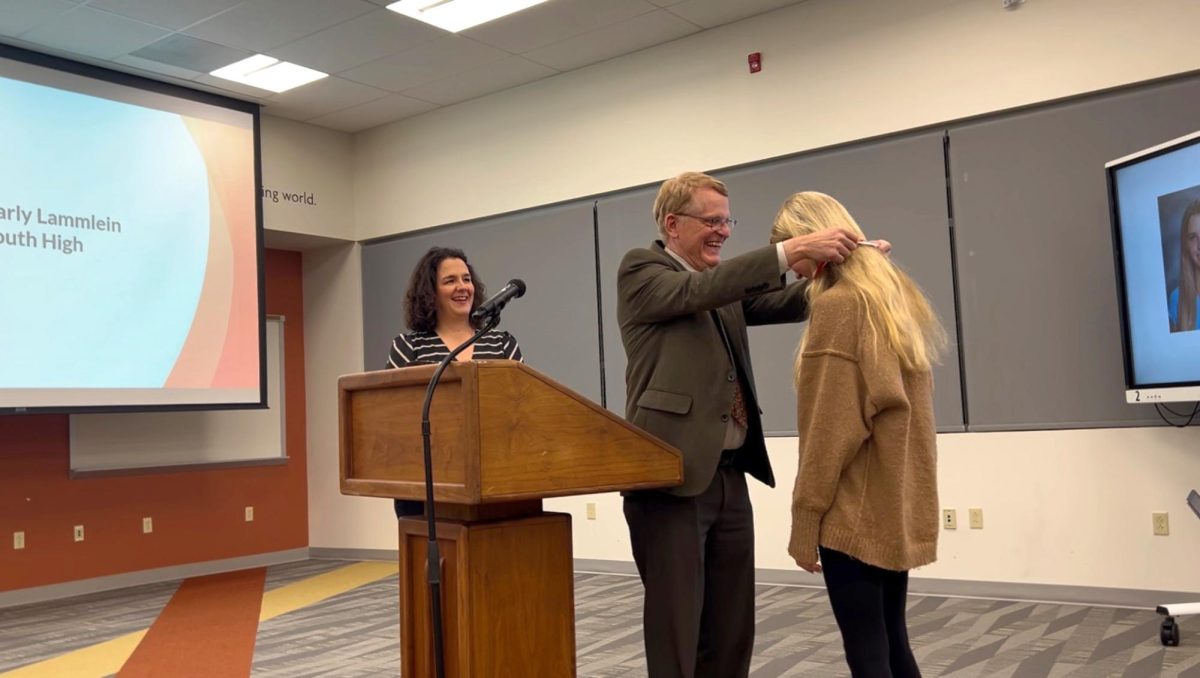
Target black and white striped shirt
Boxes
[386,329,523,368]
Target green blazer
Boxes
[617,241,809,497]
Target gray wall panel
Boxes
[949,77,1200,429]
[361,201,601,403]
[596,186,658,421]
[598,131,963,434]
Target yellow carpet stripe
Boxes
[0,631,146,678]
[0,561,398,678]
[258,561,396,621]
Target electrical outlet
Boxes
[13,531,24,550]
[1153,512,1170,536]
[968,508,984,529]
[585,503,596,520]
[245,506,254,522]
[73,525,84,542]
[142,517,153,534]
[942,509,957,530]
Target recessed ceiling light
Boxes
[386,0,552,33]
[210,55,327,93]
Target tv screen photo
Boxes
[1157,186,1200,335]
[1108,131,1200,402]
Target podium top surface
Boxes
[338,361,682,504]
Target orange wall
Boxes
[0,249,308,592]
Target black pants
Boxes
[623,465,755,678]
[820,546,922,678]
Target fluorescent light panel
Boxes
[210,55,327,93]
[386,0,552,33]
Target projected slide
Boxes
[0,50,260,410]
[1110,136,1200,389]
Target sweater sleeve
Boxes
[788,291,872,565]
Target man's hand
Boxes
[781,229,858,266]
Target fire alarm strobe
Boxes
[748,52,762,74]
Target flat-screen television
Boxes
[0,44,264,414]
[1108,130,1200,404]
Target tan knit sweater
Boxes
[788,283,939,572]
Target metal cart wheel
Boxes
[1161,617,1181,647]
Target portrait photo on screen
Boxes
[1156,186,1200,334]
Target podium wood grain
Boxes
[399,511,574,678]
[338,361,682,677]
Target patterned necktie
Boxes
[731,379,748,429]
[710,309,749,429]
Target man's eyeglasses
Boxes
[676,213,737,231]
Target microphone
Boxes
[470,278,526,322]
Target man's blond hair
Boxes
[652,172,728,238]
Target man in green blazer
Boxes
[617,171,859,678]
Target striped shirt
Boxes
[386,329,523,368]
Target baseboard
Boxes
[902,576,1200,610]
[6,550,1193,611]
[0,548,309,609]
[574,559,640,576]
[308,547,398,562]
[574,558,1200,609]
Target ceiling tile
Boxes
[340,35,508,92]
[20,6,169,59]
[263,76,390,120]
[463,0,655,54]
[131,34,251,73]
[664,0,806,29]
[269,9,443,75]
[193,72,276,101]
[184,0,375,53]
[0,0,814,134]
[0,0,77,37]
[401,56,555,106]
[308,94,438,132]
[524,9,699,72]
[112,53,206,80]
[87,0,243,31]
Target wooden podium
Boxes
[338,361,682,677]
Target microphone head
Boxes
[509,279,527,297]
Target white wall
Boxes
[304,0,1200,594]
[261,115,355,241]
[301,242,391,550]
[555,428,1200,595]
[353,0,1200,239]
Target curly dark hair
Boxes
[404,247,487,332]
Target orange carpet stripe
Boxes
[116,568,267,678]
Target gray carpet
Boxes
[2,561,1199,677]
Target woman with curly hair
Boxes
[386,246,523,517]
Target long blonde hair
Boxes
[1176,200,1200,332]
[771,191,947,373]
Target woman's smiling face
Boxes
[435,257,474,323]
